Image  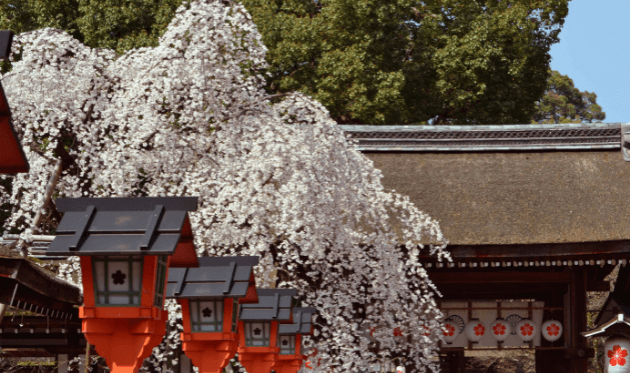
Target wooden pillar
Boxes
[537,267,590,373]
[536,279,570,373]
[570,268,588,373]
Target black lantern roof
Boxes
[166,256,259,302]
[278,307,316,335]
[46,197,199,267]
[239,289,296,322]
[0,30,12,59]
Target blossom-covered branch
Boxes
[0,1,451,372]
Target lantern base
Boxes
[237,348,279,373]
[272,354,305,373]
[183,339,238,373]
[81,310,168,373]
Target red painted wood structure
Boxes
[237,289,296,373]
[165,256,260,373]
[341,123,630,373]
[0,30,29,174]
[45,197,200,373]
[271,307,316,373]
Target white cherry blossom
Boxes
[1,1,451,372]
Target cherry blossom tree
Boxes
[0,1,452,372]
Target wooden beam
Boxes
[586,280,610,292]
[420,240,630,259]
[428,271,571,283]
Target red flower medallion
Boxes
[493,323,506,336]
[608,345,628,366]
[546,323,560,337]
[443,324,456,337]
[473,324,485,336]
[520,323,534,336]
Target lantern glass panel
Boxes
[278,335,296,355]
[93,256,142,306]
[231,299,238,333]
[153,256,168,307]
[245,322,271,347]
[190,301,199,323]
[190,300,223,332]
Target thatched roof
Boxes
[342,124,630,245]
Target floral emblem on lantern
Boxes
[608,345,628,366]
[546,323,560,336]
[520,323,534,336]
[443,324,456,337]
[541,320,562,342]
[516,319,537,342]
[490,319,509,342]
[493,323,506,336]
[473,323,485,336]
[465,320,485,342]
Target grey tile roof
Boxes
[278,307,316,335]
[166,256,258,299]
[239,289,297,321]
[46,197,198,257]
[340,123,623,151]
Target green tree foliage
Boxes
[1,0,570,125]
[532,70,606,124]
[239,0,570,124]
[0,0,183,53]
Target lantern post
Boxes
[272,307,316,373]
[237,289,297,373]
[165,256,260,373]
[45,197,200,373]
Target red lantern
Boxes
[47,197,200,373]
[237,289,297,373]
[167,257,260,373]
[271,307,317,373]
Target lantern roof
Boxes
[0,30,30,174]
[45,197,199,267]
[584,264,630,338]
[278,307,317,335]
[165,256,259,302]
[582,313,630,338]
[239,289,296,322]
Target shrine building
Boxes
[341,123,630,373]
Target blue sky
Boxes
[549,0,630,123]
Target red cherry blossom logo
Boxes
[422,325,430,336]
[608,345,628,366]
[520,323,534,336]
[493,323,506,335]
[443,324,455,337]
[393,327,403,337]
[473,324,485,336]
[546,323,560,337]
